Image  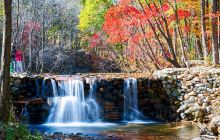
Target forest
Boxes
[0,0,220,140]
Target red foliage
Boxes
[90,33,102,48]
[22,21,41,49]
[102,0,191,65]
[170,9,191,20]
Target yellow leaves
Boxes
[0,1,4,17]
[78,0,111,31]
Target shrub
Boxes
[2,123,42,140]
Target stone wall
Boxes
[153,67,220,137]
[10,75,175,124]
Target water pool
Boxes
[30,122,200,140]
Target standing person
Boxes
[15,49,24,72]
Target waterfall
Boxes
[87,81,100,121]
[51,79,58,97]
[58,81,65,96]
[124,78,140,121]
[47,79,100,124]
[41,79,46,97]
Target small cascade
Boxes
[124,78,140,121]
[58,81,65,96]
[87,80,100,121]
[51,79,58,97]
[47,79,100,124]
[41,79,46,97]
[89,80,97,98]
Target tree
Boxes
[201,0,208,63]
[211,0,219,65]
[0,0,3,51]
[78,0,112,32]
[0,0,12,123]
[103,0,192,68]
[78,0,112,52]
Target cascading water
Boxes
[51,79,58,97]
[87,80,100,121]
[41,78,46,97]
[46,79,100,124]
[124,78,140,121]
[58,81,65,96]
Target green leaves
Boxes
[3,123,42,140]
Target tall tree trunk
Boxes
[28,29,33,72]
[0,0,12,123]
[196,35,203,59]
[41,0,46,73]
[173,28,178,54]
[211,0,219,65]
[201,0,209,63]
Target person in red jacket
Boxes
[15,50,24,72]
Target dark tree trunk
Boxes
[0,0,12,123]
